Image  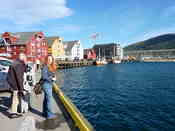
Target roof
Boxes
[11,32,39,45]
[63,40,79,52]
[45,36,60,47]
[1,32,43,45]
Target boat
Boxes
[95,48,108,65]
[111,46,121,64]
[95,58,103,65]
[101,58,108,64]
[112,59,121,64]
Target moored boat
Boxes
[101,58,108,64]
[95,58,108,65]
[112,59,121,64]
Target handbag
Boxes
[33,79,44,95]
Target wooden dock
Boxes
[56,60,94,69]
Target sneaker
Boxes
[9,113,23,119]
[46,114,57,119]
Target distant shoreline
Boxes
[142,59,175,62]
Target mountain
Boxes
[124,34,175,51]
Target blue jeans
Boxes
[42,82,55,118]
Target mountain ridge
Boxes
[124,33,175,51]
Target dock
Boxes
[0,72,94,131]
[56,60,94,69]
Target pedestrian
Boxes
[7,53,27,118]
[41,55,57,119]
[22,63,34,113]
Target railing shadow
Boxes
[53,93,78,131]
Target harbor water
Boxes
[57,62,175,131]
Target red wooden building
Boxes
[84,49,96,60]
[0,32,48,63]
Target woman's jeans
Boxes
[42,82,54,118]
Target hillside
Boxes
[124,34,175,51]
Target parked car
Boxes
[0,57,13,92]
[0,57,13,73]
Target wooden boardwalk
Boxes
[0,72,72,131]
[0,91,71,131]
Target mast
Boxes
[113,45,115,59]
[99,48,101,59]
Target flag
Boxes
[90,33,100,40]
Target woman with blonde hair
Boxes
[41,55,57,119]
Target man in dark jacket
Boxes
[7,53,27,118]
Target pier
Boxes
[56,60,94,69]
[0,72,94,131]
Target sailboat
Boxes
[101,48,108,64]
[95,48,108,65]
[112,46,121,64]
[95,48,102,65]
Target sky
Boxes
[0,0,175,48]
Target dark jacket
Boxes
[7,59,26,93]
[41,65,55,83]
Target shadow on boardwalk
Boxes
[35,113,66,130]
[0,95,11,118]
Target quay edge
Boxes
[53,83,95,131]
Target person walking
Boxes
[7,53,27,118]
[41,55,57,119]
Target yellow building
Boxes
[46,36,65,59]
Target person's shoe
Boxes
[42,113,47,117]
[46,114,57,119]
[9,113,23,119]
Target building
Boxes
[93,43,123,59]
[124,49,175,60]
[46,36,65,60]
[0,32,48,62]
[63,40,83,60]
[84,49,96,60]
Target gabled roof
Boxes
[63,40,79,52]
[45,36,60,47]
[11,32,39,45]
[1,31,43,45]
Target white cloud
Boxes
[0,0,73,24]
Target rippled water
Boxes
[57,62,175,131]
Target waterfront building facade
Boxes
[46,36,65,60]
[93,43,123,59]
[84,48,96,60]
[124,49,175,61]
[63,40,83,60]
[0,32,48,62]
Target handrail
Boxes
[53,83,94,131]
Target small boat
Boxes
[95,60,102,65]
[95,58,108,65]
[112,59,121,64]
[95,58,103,65]
[101,58,108,64]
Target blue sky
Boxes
[0,0,175,48]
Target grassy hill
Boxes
[124,34,175,51]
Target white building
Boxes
[63,40,84,60]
